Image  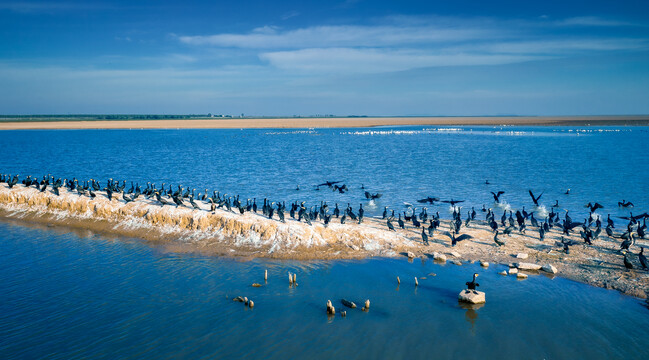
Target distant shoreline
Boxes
[0,115,648,130]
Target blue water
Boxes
[0,126,647,221]
[1,126,649,359]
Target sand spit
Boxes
[1,115,648,130]
[0,184,647,298]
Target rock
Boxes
[407,251,415,259]
[458,289,486,304]
[341,311,346,317]
[480,261,489,267]
[233,296,245,302]
[517,273,528,279]
[397,276,401,284]
[450,251,461,258]
[264,269,268,281]
[415,277,419,286]
[326,300,335,315]
[293,273,297,284]
[499,270,507,275]
[449,260,462,266]
[515,263,542,271]
[248,300,254,308]
[252,283,263,287]
[341,299,357,308]
[432,252,447,262]
[542,264,558,274]
[509,268,519,274]
[362,299,370,311]
[516,253,529,259]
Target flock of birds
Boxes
[1,173,647,272]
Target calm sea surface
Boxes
[0,126,648,359]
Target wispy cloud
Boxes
[554,16,639,27]
[178,23,504,49]
[260,48,543,73]
[175,15,648,74]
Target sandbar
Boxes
[1,115,648,130]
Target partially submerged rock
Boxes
[509,268,519,275]
[458,289,486,304]
[432,252,447,262]
[542,264,558,274]
[326,300,335,315]
[480,260,489,267]
[516,253,529,259]
[515,262,542,271]
[341,299,357,308]
[517,273,528,280]
[499,270,507,275]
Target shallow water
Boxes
[0,221,648,359]
[0,126,647,221]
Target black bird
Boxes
[494,231,505,246]
[620,233,635,251]
[528,190,543,206]
[421,228,429,245]
[364,191,382,200]
[618,200,634,208]
[443,231,473,247]
[417,196,439,204]
[607,214,615,228]
[585,202,603,213]
[397,214,405,229]
[317,180,342,189]
[382,206,388,219]
[442,199,465,206]
[386,217,395,231]
[552,200,559,208]
[491,191,505,203]
[623,252,634,270]
[639,247,648,270]
[465,273,480,292]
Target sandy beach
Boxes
[1,184,647,298]
[1,115,648,130]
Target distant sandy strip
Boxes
[1,116,648,130]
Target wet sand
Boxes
[0,184,647,298]
[1,115,648,130]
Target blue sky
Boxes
[1,0,648,116]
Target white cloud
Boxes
[554,16,638,27]
[259,48,543,73]
[178,23,502,49]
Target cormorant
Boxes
[618,200,634,208]
[491,191,505,203]
[386,217,395,231]
[585,202,603,213]
[623,252,634,270]
[639,248,648,270]
[494,231,505,246]
[528,190,543,206]
[465,273,479,293]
